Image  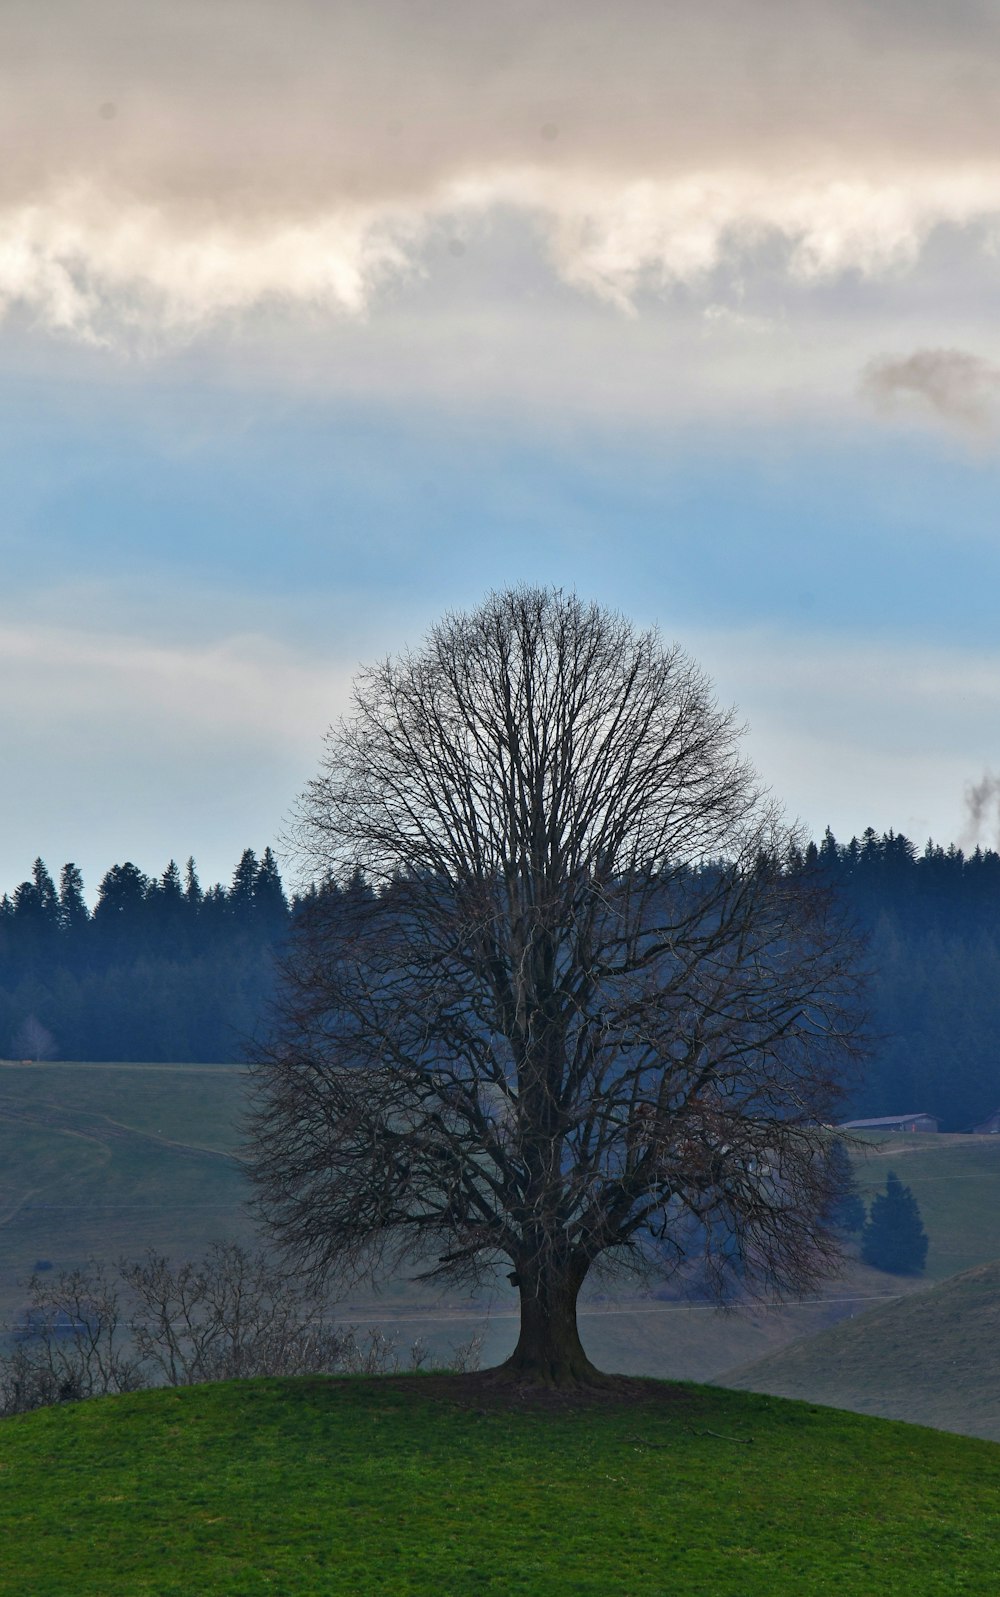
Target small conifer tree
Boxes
[861,1170,928,1273]
[825,1140,867,1233]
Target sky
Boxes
[3,0,1000,898]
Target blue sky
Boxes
[3,0,1000,896]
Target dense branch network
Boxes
[249,589,864,1384]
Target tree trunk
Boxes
[498,1256,603,1387]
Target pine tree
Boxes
[11,860,59,935]
[159,859,184,904]
[229,849,258,924]
[32,859,59,925]
[58,863,89,935]
[253,847,288,931]
[825,1140,866,1234]
[861,1170,928,1273]
[184,857,202,912]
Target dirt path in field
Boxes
[0,1093,237,1163]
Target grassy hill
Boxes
[850,1131,1000,1281]
[2,1376,999,1596]
[721,1258,1000,1441]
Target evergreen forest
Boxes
[1,827,998,1131]
[0,849,291,1065]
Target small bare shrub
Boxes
[121,1243,349,1385]
[408,1336,430,1371]
[5,1262,142,1408]
[448,1331,484,1374]
[0,1245,471,1416]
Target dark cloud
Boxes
[3,0,1000,206]
[963,772,1000,848]
[861,349,1000,429]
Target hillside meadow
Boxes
[850,1130,1000,1281]
[722,1258,1000,1441]
[2,1376,999,1596]
[0,1061,254,1329]
[4,1064,1000,1394]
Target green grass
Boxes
[2,1377,998,1596]
[722,1258,1000,1441]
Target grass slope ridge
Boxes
[2,1377,999,1596]
[722,1258,1000,1441]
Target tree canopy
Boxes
[250,588,865,1387]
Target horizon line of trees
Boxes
[1,826,999,1130]
[0,847,294,1064]
[5,824,999,946]
[803,827,1000,1131]
[0,847,291,953]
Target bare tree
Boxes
[249,588,863,1388]
[11,1014,58,1061]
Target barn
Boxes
[839,1112,939,1134]
[970,1108,1000,1135]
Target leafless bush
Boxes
[3,1261,142,1410]
[449,1331,484,1374]
[0,1244,452,1417]
[407,1336,430,1371]
[121,1242,349,1386]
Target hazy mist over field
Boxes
[3,0,1000,889]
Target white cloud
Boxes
[0,184,424,341]
[5,165,1000,344]
[4,3,1000,345]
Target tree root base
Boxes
[377,1367,698,1410]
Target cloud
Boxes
[0,184,423,341]
[5,2,1000,340]
[0,620,352,750]
[963,772,1000,848]
[861,348,1000,429]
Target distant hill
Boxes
[721,1258,1000,1441]
[8,1069,1000,1388]
[0,1059,255,1328]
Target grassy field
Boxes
[722,1258,1000,1441]
[2,1376,999,1596]
[3,1066,1000,1397]
[850,1131,1000,1281]
[0,1062,254,1327]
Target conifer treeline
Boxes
[0,848,292,1063]
[809,827,1000,1131]
[1,828,999,1129]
